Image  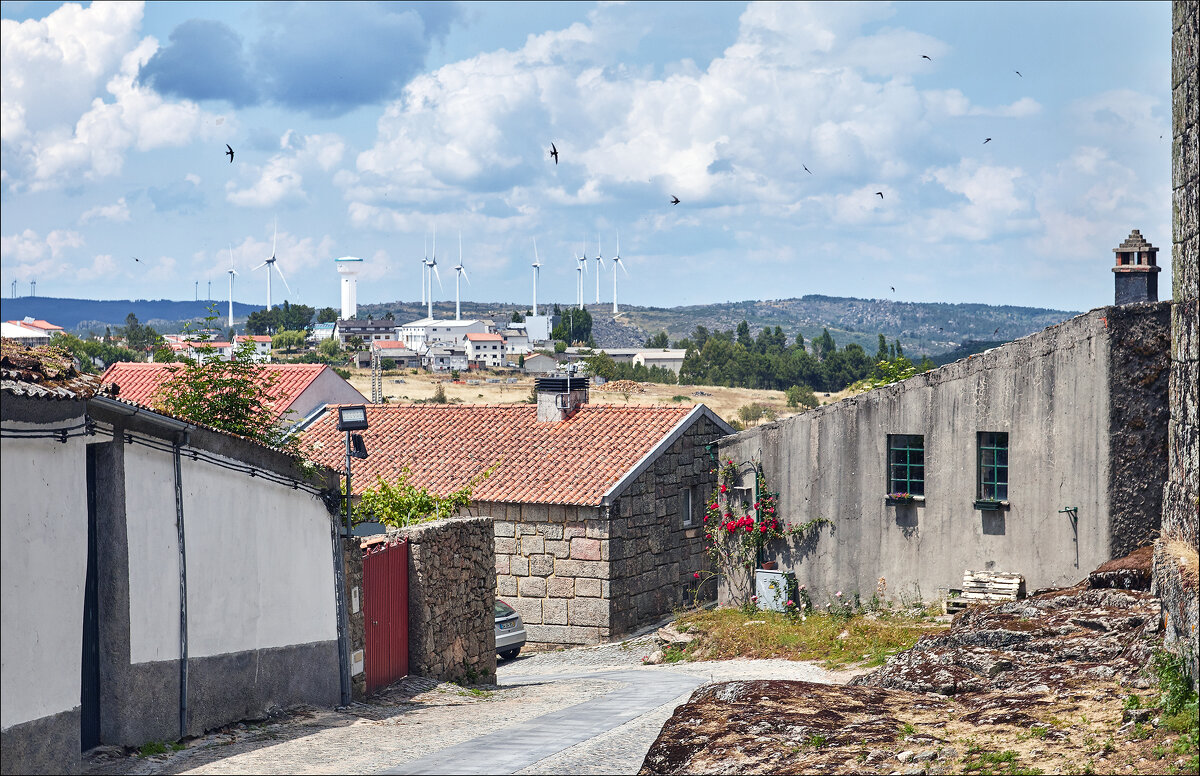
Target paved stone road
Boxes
[83,637,857,776]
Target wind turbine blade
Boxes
[616,230,620,257]
[620,259,630,277]
[462,267,470,285]
[252,261,269,271]
[271,219,277,258]
[229,243,235,270]
[533,237,539,263]
[274,263,293,295]
[433,264,442,290]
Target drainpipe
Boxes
[173,436,189,740]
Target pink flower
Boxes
[693,571,701,579]
[750,595,758,602]
[835,591,843,598]
[786,600,794,607]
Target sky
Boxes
[0,1,1174,315]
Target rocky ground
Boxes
[641,578,1198,775]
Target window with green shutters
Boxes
[887,434,925,496]
[977,432,1009,501]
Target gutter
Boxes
[599,405,735,508]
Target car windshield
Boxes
[494,600,516,618]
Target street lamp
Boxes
[336,405,369,537]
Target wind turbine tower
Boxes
[594,235,605,304]
[453,233,470,321]
[575,241,588,311]
[252,221,291,311]
[531,238,542,316]
[612,231,629,314]
[336,256,364,319]
[425,228,442,320]
[226,245,238,329]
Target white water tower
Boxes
[336,256,364,320]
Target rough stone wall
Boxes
[484,501,610,646]
[1153,0,1200,687]
[394,516,495,684]
[341,537,366,700]
[608,415,721,636]
[1106,301,1172,558]
[718,306,1168,604]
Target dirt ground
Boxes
[345,368,855,426]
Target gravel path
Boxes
[83,638,859,776]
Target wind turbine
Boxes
[611,231,629,315]
[226,244,238,330]
[594,234,606,304]
[454,232,470,321]
[420,235,429,307]
[252,220,291,311]
[531,238,542,317]
[425,227,442,320]
[574,241,588,311]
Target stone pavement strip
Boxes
[380,670,703,775]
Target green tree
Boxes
[271,330,306,352]
[584,351,618,381]
[318,337,341,357]
[51,332,144,373]
[346,335,365,351]
[511,310,525,323]
[786,384,819,409]
[645,331,670,348]
[317,307,339,324]
[813,328,837,361]
[357,466,492,529]
[151,312,289,449]
[118,313,164,353]
[553,340,567,354]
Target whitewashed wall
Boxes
[0,430,88,730]
[124,443,181,664]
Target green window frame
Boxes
[977,432,1009,501]
[887,434,924,496]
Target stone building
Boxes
[717,299,1170,603]
[298,379,733,645]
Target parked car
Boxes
[494,598,526,661]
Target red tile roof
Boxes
[298,403,698,506]
[237,335,273,343]
[464,333,504,342]
[6,319,63,332]
[101,362,329,421]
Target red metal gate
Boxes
[363,539,409,692]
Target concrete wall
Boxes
[86,407,341,748]
[718,306,1168,605]
[1155,0,1200,686]
[0,398,90,775]
[393,517,495,684]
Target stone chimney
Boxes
[535,375,589,422]
[1112,229,1161,305]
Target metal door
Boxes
[363,540,409,692]
[81,444,101,750]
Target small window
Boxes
[978,432,1009,501]
[887,434,925,496]
[681,487,695,527]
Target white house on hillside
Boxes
[464,332,505,368]
[398,318,488,351]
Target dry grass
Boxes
[672,607,945,670]
[345,367,859,426]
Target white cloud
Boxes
[80,196,131,223]
[226,131,346,207]
[2,3,225,190]
[0,227,85,281]
[920,160,1030,241]
[78,253,118,280]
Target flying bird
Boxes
[225,144,234,163]
[876,192,884,199]
[921,55,932,61]
[890,286,895,292]
[550,143,558,164]
[994,328,1001,336]
[938,327,944,332]
[803,164,813,175]
[670,195,680,205]
[1014,70,1022,77]
[983,138,992,144]
[132,256,140,263]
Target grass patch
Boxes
[456,687,493,699]
[672,606,941,669]
[136,741,184,757]
[960,749,1042,776]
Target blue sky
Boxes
[1,1,1172,314]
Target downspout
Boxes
[173,435,190,740]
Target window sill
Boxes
[973,499,1010,511]
[885,495,925,505]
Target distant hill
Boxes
[0,297,263,334]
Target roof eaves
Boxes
[599,404,733,507]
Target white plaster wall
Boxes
[180,455,337,658]
[0,432,88,729]
[124,443,182,664]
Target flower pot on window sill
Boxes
[885,494,923,505]
[760,561,778,570]
[973,499,1010,511]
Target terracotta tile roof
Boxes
[5,319,64,332]
[465,333,504,342]
[101,362,329,421]
[237,335,273,343]
[298,403,697,506]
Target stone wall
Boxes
[394,516,495,684]
[609,414,722,636]
[342,537,366,700]
[1154,0,1200,687]
[482,501,610,646]
[717,305,1169,605]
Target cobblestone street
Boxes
[84,637,858,776]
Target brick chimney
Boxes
[1112,229,1161,305]
[535,375,589,422]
